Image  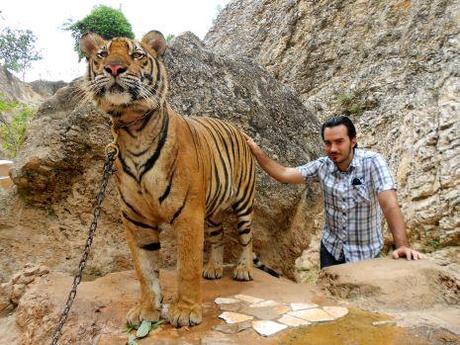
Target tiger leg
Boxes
[203,216,224,279]
[123,219,162,326]
[168,205,204,327]
[233,207,254,281]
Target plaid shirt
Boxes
[297,149,396,262]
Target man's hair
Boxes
[321,115,357,141]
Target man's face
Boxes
[323,125,357,165]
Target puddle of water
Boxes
[277,307,432,345]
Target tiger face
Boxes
[79,31,168,114]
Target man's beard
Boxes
[330,144,354,165]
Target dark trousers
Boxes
[320,241,345,269]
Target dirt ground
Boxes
[2,264,459,345]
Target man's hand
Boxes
[392,246,426,260]
[241,132,258,153]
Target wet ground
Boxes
[278,308,459,345]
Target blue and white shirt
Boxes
[297,149,396,262]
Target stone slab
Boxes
[288,308,336,322]
[323,306,349,319]
[218,311,254,324]
[278,314,312,327]
[290,302,319,311]
[251,320,288,336]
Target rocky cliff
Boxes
[29,80,68,98]
[0,67,44,106]
[205,0,460,249]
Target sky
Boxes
[0,0,230,82]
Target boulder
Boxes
[0,66,44,106]
[318,257,460,310]
[29,80,67,98]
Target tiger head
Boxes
[79,31,168,116]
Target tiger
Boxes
[79,30,257,327]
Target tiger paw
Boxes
[168,301,202,327]
[203,262,223,280]
[127,302,161,326]
[233,265,253,281]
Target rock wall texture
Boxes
[29,80,68,98]
[1,33,323,282]
[205,0,460,249]
[0,66,44,105]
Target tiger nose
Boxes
[104,64,127,77]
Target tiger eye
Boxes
[132,52,145,59]
[97,51,108,58]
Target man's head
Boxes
[321,116,357,168]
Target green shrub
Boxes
[0,96,35,157]
[336,92,364,117]
[165,34,175,43]
[63,5,134,60]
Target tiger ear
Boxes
[79,32,106,58]
[141,30,167,57]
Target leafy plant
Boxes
[0,27,42,80]
[348,104,364,116]
[426,238,440,251]
[165,34,175,43]
[0,95,35,157]
[336,92,364,116]
[0,97,18,112]
[63,5,134,60]
[337,93,353,108]
[124,320,163,344]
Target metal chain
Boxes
[49,147,117,345]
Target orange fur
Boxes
[80,31,255,327]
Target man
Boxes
[244,115,424,268]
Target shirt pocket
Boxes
[351,184,370,205]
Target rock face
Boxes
[0,66,44,105]
[1,32,322,281]
[205,0,460,249]
[29,80,67,98]
[318,258,460,310]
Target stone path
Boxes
[213,294,348,337]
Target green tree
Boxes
[63,5,134,60]
[0,27,42,80]
[0,95,36,158]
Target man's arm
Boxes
[377,190,425,260]
[243,134,305,184]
